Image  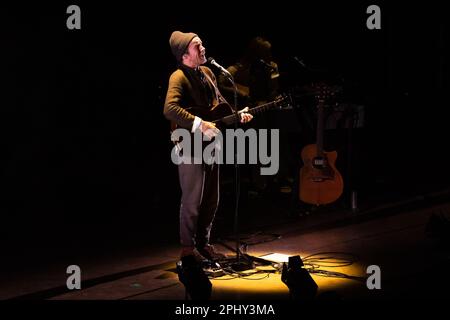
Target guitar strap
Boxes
[201,69,228,105]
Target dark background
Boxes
[1,2,448,266]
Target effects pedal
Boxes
[202,261,225,278]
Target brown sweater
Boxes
[164,65,220,130]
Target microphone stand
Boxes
[224,72,255,272]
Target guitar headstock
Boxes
[312,83,341,106]
[273,93,293,109]
[316,84,332,105]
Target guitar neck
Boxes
[217,100,280,125]
[316,102,325,157]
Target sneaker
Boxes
[196,244,227,261]
[180,246,208,263]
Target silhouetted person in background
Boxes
[219,37,296,196]
[219,36,280,107]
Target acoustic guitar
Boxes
[170,94,291,132]
[299,85,344,205]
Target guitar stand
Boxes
[346,106,359,213]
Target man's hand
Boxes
[240,107,253,124]
[200,120,220,139]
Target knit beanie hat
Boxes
[169,31,198,62]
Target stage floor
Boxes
[2,191,450,301]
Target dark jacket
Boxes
[164,65,220,130]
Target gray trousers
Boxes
[178,162,219,247]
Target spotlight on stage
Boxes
[176,255,212,300]
[281,255,318,300]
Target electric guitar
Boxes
[299,85,344,205]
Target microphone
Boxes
[259,59,275,71]
[207,57,232,79]
[294,56,307,68]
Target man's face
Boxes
[183,37,206,67]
